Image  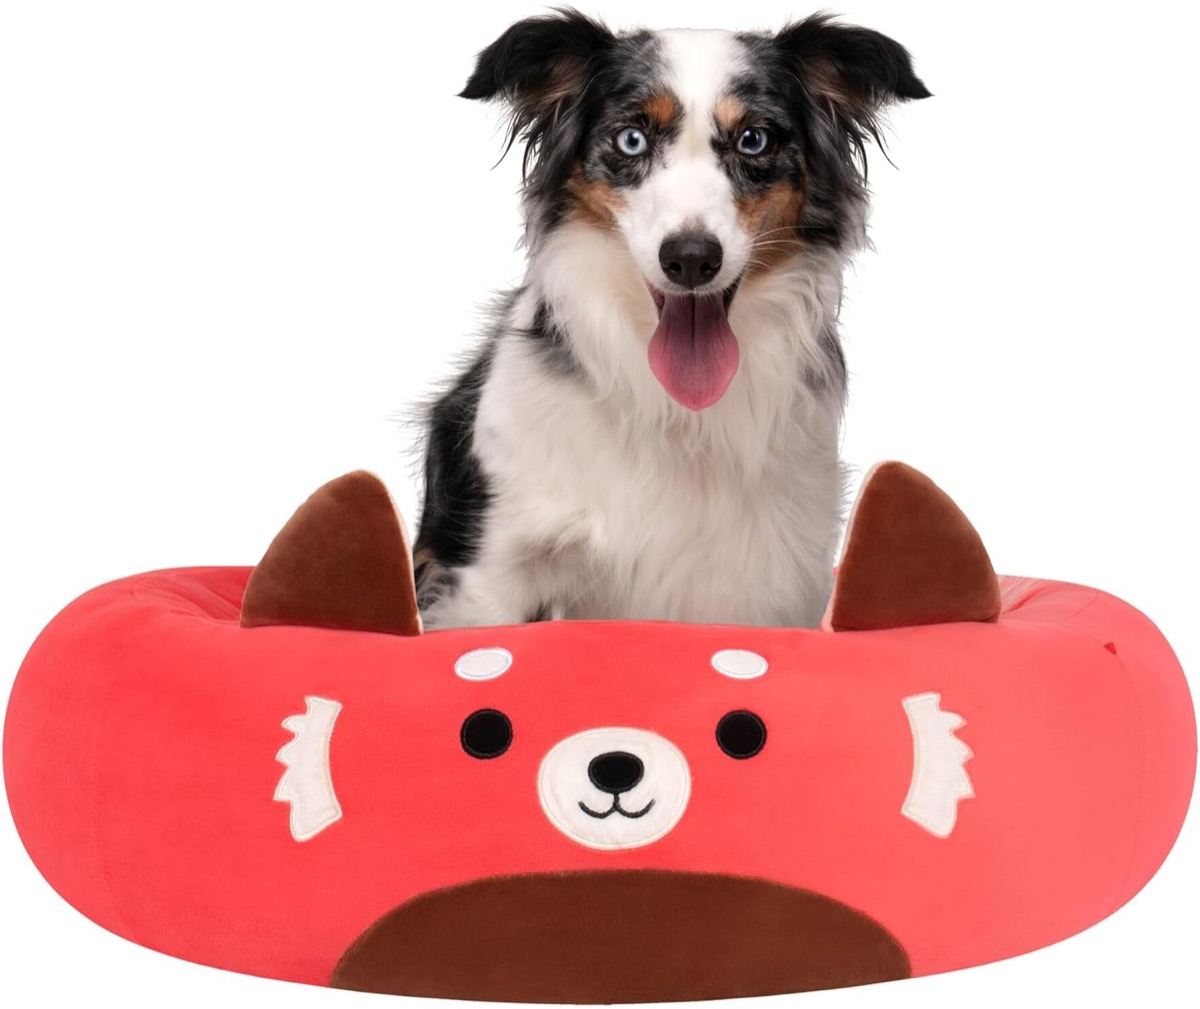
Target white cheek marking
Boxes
[454,647,513,681]
[274,696,342,842]
[901,692,975,838]
[711,649,768,679]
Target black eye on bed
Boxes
[716,710,767,759]
[461,709,513,759]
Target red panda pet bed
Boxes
[4,462,1195,1002]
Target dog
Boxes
[412,9,929,629]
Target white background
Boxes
[2,1,1197,1006]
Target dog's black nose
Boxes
[658,232,723,289]
[588,751,645,794]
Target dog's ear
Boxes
[460,9,613,108]
[773,14,930,169]
[459,9,614,177]
[456,10,609,113]
[776,14,931,108]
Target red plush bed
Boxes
[4,463,1195,1002]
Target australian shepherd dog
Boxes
[412,9,929,629]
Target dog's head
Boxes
[461,10,929,410]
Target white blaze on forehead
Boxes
[711,648,768,679]
[901,692,975,838]
[274,696,343,842]
[658,29,744,154]
[454,647,513,681]
[616,30,752,292]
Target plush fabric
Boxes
[825,461,1002,632]
[5,566,1194,1001]
[331,871,910,1001]
[240,470,421,636]
[3,463,1195,1002]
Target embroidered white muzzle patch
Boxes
[538,727,691,850]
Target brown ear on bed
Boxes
[824,462,1001,632]
[240,470,423,636]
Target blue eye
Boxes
[615,127,649,157]
[736,127,770,156]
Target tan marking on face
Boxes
[715,95,747,132]
[737,181,807,277]
[642,92,680,128]
[567,168,626,230]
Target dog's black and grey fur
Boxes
[413,10,928,629]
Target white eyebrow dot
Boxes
[711,649,768,679]
[455,647,513,681]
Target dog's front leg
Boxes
[418,556,561,630]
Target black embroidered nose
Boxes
[588,751,644,794]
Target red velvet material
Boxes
[4,566,1194,999]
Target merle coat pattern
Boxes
[413,10,929,629]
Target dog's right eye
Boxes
[614,127,649,157]
[735,127,771,156]
[461,709,513,759]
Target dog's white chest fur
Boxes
[420,226,847,630]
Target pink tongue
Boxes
[647,294,740,411]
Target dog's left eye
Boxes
[736,128,771,156]
[614,127,649,157]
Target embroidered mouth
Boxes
[578,796,656,820]
[647,279,742,411]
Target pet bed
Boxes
[4,463,1194,1002]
